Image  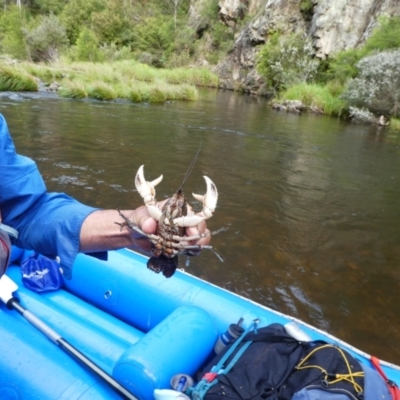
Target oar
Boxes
[0,274,138,400]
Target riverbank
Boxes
[1,58,399,133]
[270,82,400,132]
[0,59,218,103]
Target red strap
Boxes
[371,356,400,400]
[202,372,218,383]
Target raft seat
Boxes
[113,305,218,400]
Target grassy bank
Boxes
[275,83,347,117]
[275,82,400,132]
[0,60,219,102]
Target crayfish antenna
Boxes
[177,139,202,191]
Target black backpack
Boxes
[190,323,365,400]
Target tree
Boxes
[91,0,132,45]
[60,0,106,44]
[25,14,68,61]
[75,27,102,61]
[342,50,400,117]
[166,0,184,31]
[0,5,28,59]
[32,0,68,15]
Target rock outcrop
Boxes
[210,0,400,93]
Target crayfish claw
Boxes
[135,165,163,221]
[135,165,163,206]
[192,175,218,217]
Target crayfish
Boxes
[118,146,221,277]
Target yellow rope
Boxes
[296,344,364,393]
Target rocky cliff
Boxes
[205,0,400,93]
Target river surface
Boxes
[1,90,400,364]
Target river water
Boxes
[2,89,400,364]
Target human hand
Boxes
[129,200,211,252]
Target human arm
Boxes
[1,113,210,279]
[79,206,211,254]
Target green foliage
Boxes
[325,79,345,98]
[211,22,234,50]
[165,49,191,68]
[128,85,142,102]
[389,117,400,131]
[91,0,133,46]
[32,0,68,15]
[318,48,365,84]
[0,65,38,91]
[25,14,68,62]
[257,33,319,93]
[99,44,134,62]
[134,16,175,67]
[0,5,29,60]
[74,27,102,62]
[162,67,218,87]
[60,0,106,44]
[342,50,400,117]
[164,24,197,67]
[201,0,220,22]
[87,81,116,100]
[58,80,87,98]
[278,83,347,116]
[2,59,204,102]
[364,16,400,53]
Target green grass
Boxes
[161,67,219,87]
[277,83,347,116]
[0,65,38,91]
[87,82,117,101]
[0,59,215,102]
[389,117,400,131]
[58,80,87,98]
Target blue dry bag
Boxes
[21,252,64,292]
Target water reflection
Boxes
[2,90,400,364]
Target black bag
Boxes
[194,323,365,400]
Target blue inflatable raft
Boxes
[1,247,399,399]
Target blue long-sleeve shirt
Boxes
[0,114,98,279]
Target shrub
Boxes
[211,22,234,51]
[257,33,319,93]
[25,14,69,62]
[320,48,365,84]
[342,50,400,117]
[31,0,67,15]
[60,0,106,44]
[364,16,400,53]
[91,0,132,46]
[133,16,174,67]
[74,28,103,62]
[99,44,133,61]
[348,107,376,124]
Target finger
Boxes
[186,220,207,236]
[141,217,157,234]
[185,226,211,246]
[133,206,158,234]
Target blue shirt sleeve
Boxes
[0,113,99,279]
